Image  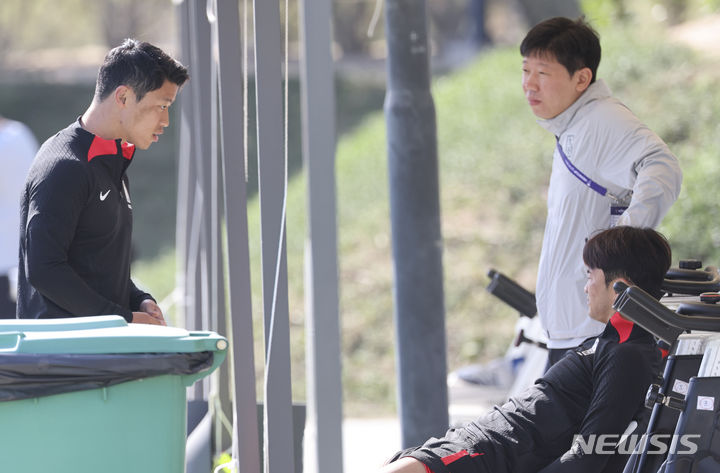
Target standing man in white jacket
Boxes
[521,16,682,367]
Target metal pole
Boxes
[298,0,344,471]
[384,0,449,449]
[192,0,213,347]
[175,0,193,330]
[253,0,296,471]
[213,0,262,469]
[207,0,233,455]
[178,2,216,471]
[207,0,226,342]
[186,0,214,400]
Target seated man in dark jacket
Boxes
[380,226,670,473]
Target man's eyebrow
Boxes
[522,58,551,67]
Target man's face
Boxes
[584,267,618,324]
[119,80,179,150]
[522,53,590,119]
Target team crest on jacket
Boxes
[564,134,575,157]
[578,338,599,357]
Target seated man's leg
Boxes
[544,346,577,371]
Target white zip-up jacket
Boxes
[535,79,682,348]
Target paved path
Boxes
[342,377,505,473]
[343,417,401,473]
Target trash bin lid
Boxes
[0,315,126,332]
[0,316,228,355]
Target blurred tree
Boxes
[0,0,96,66]
[332,0,471,57]
[427,0,471,52]
[333,0,374,56]
[664,0,687,24]
[612,0,629,22]
[469,0,492,47]
[0,0,174,77]
[91,0,174,47]
[516,0,582,26]
[0,1,32,68]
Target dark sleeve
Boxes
[392,426,494,473]
[538,344,655,473]
[129,279,154,311]
[24,159,133,321]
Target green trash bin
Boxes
[0,315,228,472]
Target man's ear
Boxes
[114,86,130,106]
[574,67,593,93]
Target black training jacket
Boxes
[17,119,153,322]
[393,313,663,473]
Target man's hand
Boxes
[132,299,166,326]
[139,299,164,317]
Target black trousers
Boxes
[0,275,16,319]
[544,346,578,372]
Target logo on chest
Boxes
[98,184,132,210]
[563,135,575,157]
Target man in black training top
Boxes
[379,226,670,473]
[17,39,188,325]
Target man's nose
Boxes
[523,74,538,91]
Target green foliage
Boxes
[0,0,173,54]
[581,0,627,26]
[581,0,720,25]
[213,453,235,473]
[0,0,99,52]
[596,24,720,263]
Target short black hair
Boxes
[520,16,601,84]
[95,39,189,102]
[583,226,671,300]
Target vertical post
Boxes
[384,0,449,448]
[213,0,261,469]
[186,0,214,400]
[298,0,344,472]
[207,0,234,455]
[175,0,193,330]
[253,0,296,471]
[207,1,226,342]
[177,4,211,472]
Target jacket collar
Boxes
[601,311,654,344]
[535,79,612,137]
[73,118,136,162]
[88,136,135,162]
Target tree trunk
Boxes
[516,0,582,27]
